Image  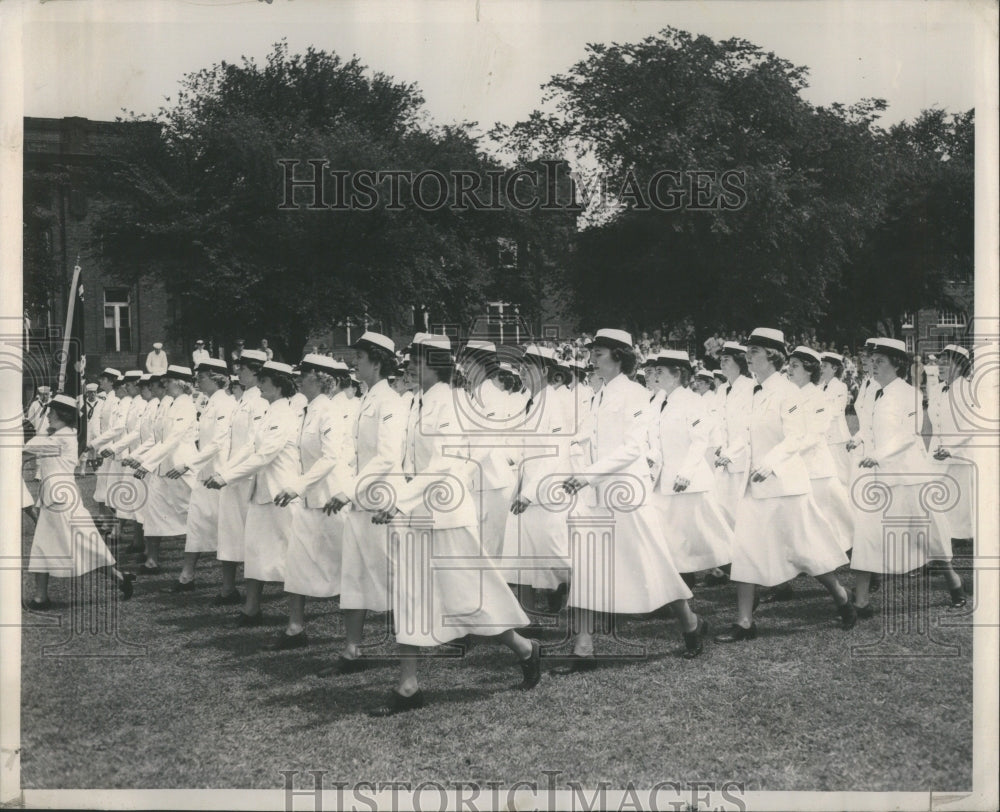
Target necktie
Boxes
[753,384,762,394]
[525,397,533,415]
[726,384,732,396]
[874,389,883,401]
[942,385,950,393]
[660,397,668,413]
[823,382,828,391]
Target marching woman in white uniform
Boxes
[321,332,405,676]
[89,368,120,520]
[206,361,302,626]
[22,394,134,610]
[850,338,966,616]
[847,340,881,489]
[647,350,734,579]
[212,348,269,605]
[503,344,575,616]
[819,352,852,486]
[787,347,854,553]
[714,342,755,530]
[559,329,707,669]
[126,375,159,559]
[715,328,856,643]
[130,366,198,574]
[269,355,354,649]
[103,371,146,546]
[928,344,976,544]
[456,340,518,559]
[368,333,540,716]
[162,358,235,592]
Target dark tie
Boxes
[525,397,533,415]
[660,397,668,412]
[874,389,883,401]
[942,385,949,393]
[649,393,656,403]
[823,382,829,391]
[726,384,732,396]
[753,384,762,394]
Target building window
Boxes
[905,335,914,353]
[937,310,965,327]
[104,287,132,352]
[900,311,914,328]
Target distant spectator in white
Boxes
[145,342,169,375]
[192,339,211,369]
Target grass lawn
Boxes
[19,468,973,792]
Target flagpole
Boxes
[58,256,82,393]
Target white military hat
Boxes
[522,344,557,362]
[85,383,99,392]
[123,369,143,381]
[869,338,908,357]
[648,349,692,369]
[152,342,164,350]
[196,357,230,375]
[37,385,52,394]
[260,361,295,377]
[49,394,78,410]
[352,331,395,355]
[586,329,633,351]
[299,353,348,376]
[100,367,123,381]
[942,344,970,360]
[164,365,194,382]
[694,369,715,382]
[747,328,786,353]
[820,351,844,364]
[720,341,748,357]
[790,346,823,364]
[239,348,268,364]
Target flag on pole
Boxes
[58,258,87,454]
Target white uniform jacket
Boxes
[796,382,838,479]
[652,386,715,494]
[744,372,811,499]
[285,393,354,509]
[821,377,851,444]
[178,388,237,481]
[346,379,405,512]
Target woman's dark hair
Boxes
[800,357,822,385]
[824,359,844,380]
[351,381,362,397]
[885,352,910,380]
[239,359,264,376]
[664,364,692,387]
[361,346,397,379]
[609,347,637,376]
[48,401,78,429]
[547,366,573,388]
[726,353,751,377]
[259,370,297,398]
[763,347,786,371]
[202,371,229,390]
[948,352,972,377]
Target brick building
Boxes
[23,116,176,393]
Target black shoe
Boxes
[367,689,425,717]
[211,589,244,606]
[316,655,368,677]
[235,610,263,628]
[264,630,308,651]
[518,640,541,689]
[551,653,598,675]
[762,585,795,603]
[702,569,730,587]
[163,580,195,594]
[137,564,161,575]
[948,588,967,609]
[119,573,136,601]
[714,623,757,643]
[682,617,709,659]
[854,603,874,620]
[22,598,52,612]
[680,572,699,589]
[870,574,882,593]
[837,600,858,630]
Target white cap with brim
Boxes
[100,368,123,381]
[152,342,163,350]
[523,344,557,363]
[49,394,78,411]
[352,331,395,355]
[164,365,194,382]
[790,346,823,365]
[124,370,143,381]
[196,358,230,375]
[586,329,634,351]
[85,383,99,391]
[260,361,295,378]
[720,342,748,357]
[238,349,268,364]
[299,354,348,376]
[869,338,908,357]
[37,386,52,394]
[942,344,970,360]
[463,339,497,355]
[821,352,844,364]
[649,350,692,369]
[694,370,715,382]
[747,328,786,353]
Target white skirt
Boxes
[851,481,952,574]
[714,468,746,528]
[475,486,513,559]
[811,475,854,553]
[731,493,849,587]
[216,477,253,562]
[828,442,851,486]
[499,500,572,591]
[937,459,974,540]
[243,501,292,582]
[93,463,110,503]
[142,474,191,536]
[105,467,150,522]
[284,504,344,598]
[29,490,117,576]
[339,509,392,611]
[392,525,529,646]
[568,500,693,614]
[185,482,221,553]
[652,490,733,573]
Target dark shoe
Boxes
[211,589,244,606]
[235,610,263,628]
[119,573,136,601]
[702,569,730,587]
[854,603,874,620]
[948,588,967,609]
[550,583,569,612]
[263,630,308,651]
[837,599,858,630]
[367,689,425,717]
[762,585,795,603]
[163,580,195,594]
[551,653,598,675]
[518,640,541,689]
[680,572,699,589]
[682,617,709,659]
[137,564,161,575]
[870,574,882,593]
[22,598,52,612]
[714,623,757,643]
[316,655,368,677]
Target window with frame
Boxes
[104,287,132,352]
[900,311,914,328]
[937,310,965,327]
[905,335,914,353]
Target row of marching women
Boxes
[20,327,975,716]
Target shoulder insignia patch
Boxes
[382,414,392,422]
[788,405,797,413]
[633,410,642,418]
